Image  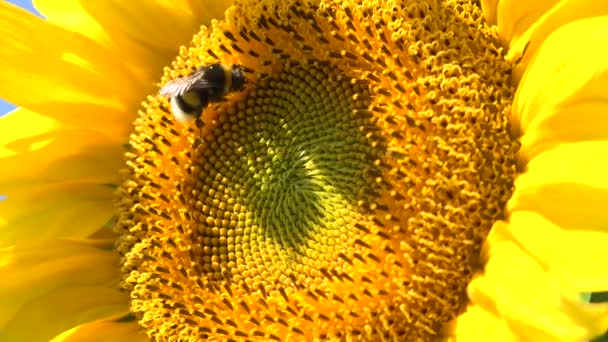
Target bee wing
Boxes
[159,73,211,97]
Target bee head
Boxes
[230,65,247,91]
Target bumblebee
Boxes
[159,63,246,123]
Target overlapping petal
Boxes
[480,0,499,25]
[32,0,231,88]
[0,109,123,183]
[448,305,520,342]
[466,3,608,341]
[0,239,127,342]
[469,223,608,341]
[50,319,146,342]
[33,0,228,51]
[0,2,140,137]
[0,109,121,245]
[0,182,116,246]
[494,0,608,81]
[511,16,608,161]
[0,108,57,158]
[509,142,608,239]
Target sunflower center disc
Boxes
[115,1,520,341]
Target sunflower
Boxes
[2,0,608,341]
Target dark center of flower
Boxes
[115,1,520,341]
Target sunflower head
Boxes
[115,0,519,340]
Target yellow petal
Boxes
[0,239,127,342]
[35,0,229,51]
[0,109,123,181]
[2,287,128,342]
[32,0,231,88]
[32,0,110,48]
[511,16,608,161]
[0,108,58,157]
[447,305,520,342]
[0,182,115,246]
[496,0,559,44]
[481,0,499,25]
[0,128,122,185]
[498,1,608,81]
[0,109,121,244]
[0,2,141,134]
[51,319,146,342]
[106,0,230,50]
[470,225,608,341]
[497,211,608,292]
[508,141,608,233]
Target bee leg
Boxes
[195,116,204,129]
[192,116,205,149]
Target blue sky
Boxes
[0,0,41,116]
